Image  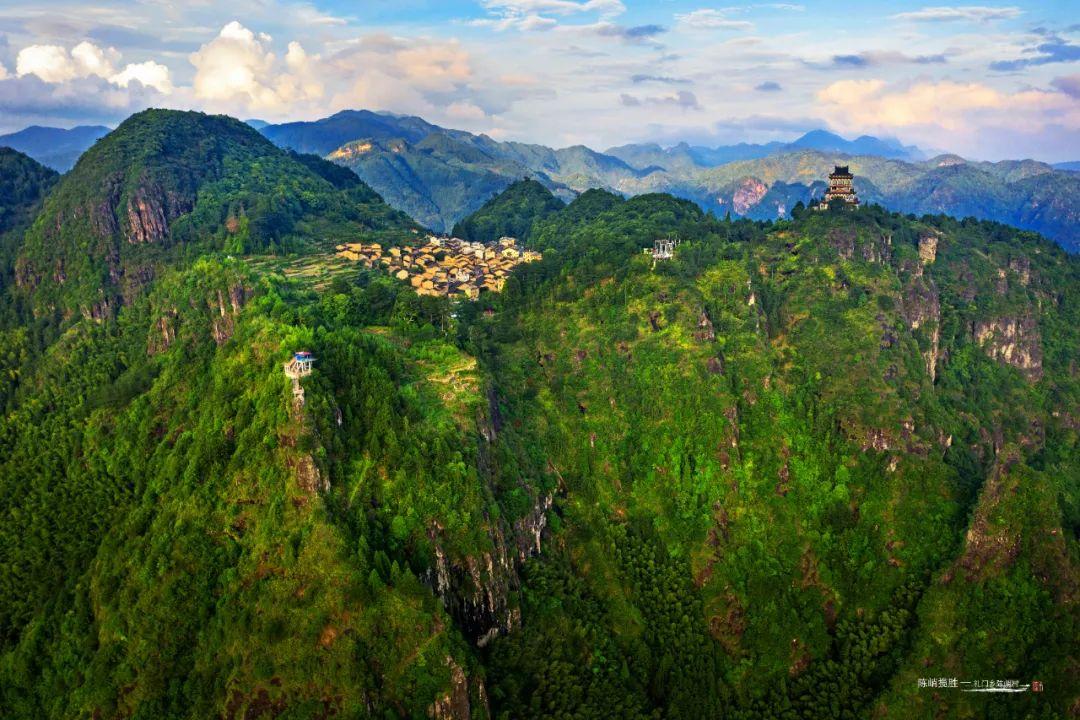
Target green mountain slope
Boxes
[0,149,57,283]
[260,112,647,233]
[477,197,1078,719]
[325,135,544,233]
[13,109,416,320]
[0,152,1076,720]
[662,151,1080,252]
[450,178,564,242]
[259,111,1078,252]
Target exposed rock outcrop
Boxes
[428,384,553,646]
[124,182,194,244]
[732,177,767,215]
[209,284,252,345]
[1008,256,1031,286]
[695,309,716,342]
[901,276,942,382]
[149,308,178,354]
[973,314,1043,381]
[828,228,891,264]
[429,656,489,720]
[428,492,552,648]
[918,230,939,265]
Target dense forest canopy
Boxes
[0,110,1076,720]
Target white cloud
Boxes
[14,40,172,95]
[325,34,480,119]
[675,9,754,31]
[17,45,84,83]
[189,21,322,113]
[891,6,1023,23]
[446,101,488,120]
[70,41,120,78]
[815,77,1080,159]
[109,61,174,94]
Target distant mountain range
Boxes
[256,112,934,233]
[0,125,110,171]
[605,128,926,170]
[2,112,1076,251]
[257,111,1077,250]
[260,110,648,232]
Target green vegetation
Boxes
[451,178,565,243]
[13,109,416,320]
[0,116,1076,719]
[0,149,57,290]
[258,110,1080,252]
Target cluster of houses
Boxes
[335,236,541,299]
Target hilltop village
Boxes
[335,236,541,299]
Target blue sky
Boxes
[0,1,1077,160]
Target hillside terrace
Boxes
[335,236,542,299]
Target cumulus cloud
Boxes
[189,21,322,113]
[17,42,116,83]
[319,33,538,128]
[109,61,173,93]
[675,10,754,31]
[891,6,1023,23]
[0,73,165,128]
[14,40,172,94]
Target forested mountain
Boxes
[255,110,1078,251]
[0,125,111,171]
[677,152,1080,252]
[12,109,415,321]
[0,117,1076,720]
[450,178,565,243]
[0,149,57,325]
[258,112,646,232]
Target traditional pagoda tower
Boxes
[816,165,859,209]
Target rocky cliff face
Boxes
[731,178,768,215]
[428,656,490,720]
[124,180,196,244]
[902,276,942,382]
[918,230,939,265]
[829,228,892,264]
[973,314,1043,381]
[209,284,252,345]
[426,387,553,648]
[428,491,552,648]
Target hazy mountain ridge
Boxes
[261,111,649,232]
[605,128,925,170]
[0,125,111,172]
[3,110,1075,248]
[256,111,1078,251]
